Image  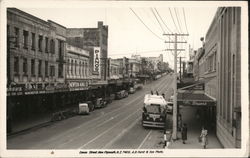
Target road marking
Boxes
[138,130,152,149]
[102,117,141,149]
[78,108,141,149]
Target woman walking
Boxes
[200,126,208,149]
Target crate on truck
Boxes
[142,94,167,128]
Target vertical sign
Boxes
[93,47,101,76]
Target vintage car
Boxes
[78,101,95,115]
[94,98,106,108]
[128,87,135,94]
[79,103,90,115]
[115,90,127,99]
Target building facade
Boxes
[66,21,108,81]
[216,7,241,148]
[7,8,67,131]
[192,7,242,148]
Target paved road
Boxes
[7,74,174,149]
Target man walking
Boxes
[181,123,187,144]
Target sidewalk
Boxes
[9,106,78,136]
[168,107,223,149]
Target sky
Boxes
[18,4,218,69]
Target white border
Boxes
[0,0,249,157]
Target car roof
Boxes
[144,94,167,105]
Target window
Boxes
[38,35,43,52]
[23,30,28,49]
[50,39,55,54]
[50,65,55,77]
[85,63,88,77]
[79,62,82,76]
[45,37,49,53]
[38,60,42,76]
[23,58,27,74]
[214,52,217,71]
[45,61,48,77]
[75,61,77,75]
[58,63,63,78]
[31,33,36,50]
[14,57,19,75]
[14,27,19,47]
[31,59,35,76]
[71,60,74,75]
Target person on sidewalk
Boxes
[177,114,182,132]
[181,123,187,144]
[200,126,208,149]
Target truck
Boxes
[142,94,167,128]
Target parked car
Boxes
[78,101,95,115]
[79,103,90,115]
[115,90,128,99]
[95,98,105,108]
[124,90,129,97]
[129,87,135,94]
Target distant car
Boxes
[124,90,129,97]
[95,98,105,108]
[116,90,128,99]
[129,87,135,94]
[78,101,95,115]
[79,103,90,115]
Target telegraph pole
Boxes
[179,57,185,82]
[164,33,188,140]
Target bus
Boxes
[142,94,167,128]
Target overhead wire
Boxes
[151,8,165,34]
[169,8,180,34]
[130,8,165,41]
[182,8,189,34]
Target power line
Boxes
[154,8,173,34]
[182,8,189,34]
[109,49,167,56]
[174,8,183,33]
[130,8,165,41]
[169,8,180,34]
[151,8,165,34]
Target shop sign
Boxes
[178,100,214,106]
[69,81,89,91]
[7,84,24,96]
[93,47,101,75]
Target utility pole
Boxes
[164,33,188,140]
[179,57,185,82]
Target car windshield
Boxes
[145,104,162,114]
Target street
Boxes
[7,74,174,149]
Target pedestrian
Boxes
[151,90,154,95]
[162,93,165,99]
[200,126,208,149]
[181,123,187,144]
[156,91,159,95]
[177,114,182,131]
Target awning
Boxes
[177,93,215,106]
[177,82,216,107]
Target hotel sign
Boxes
[93,47,101,75]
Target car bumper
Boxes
[142,121,165,128]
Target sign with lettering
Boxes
[93,47,101,75]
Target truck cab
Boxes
[142,94,167,128]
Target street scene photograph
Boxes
[1,0,249,157]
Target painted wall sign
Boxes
[93,47,101,75]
